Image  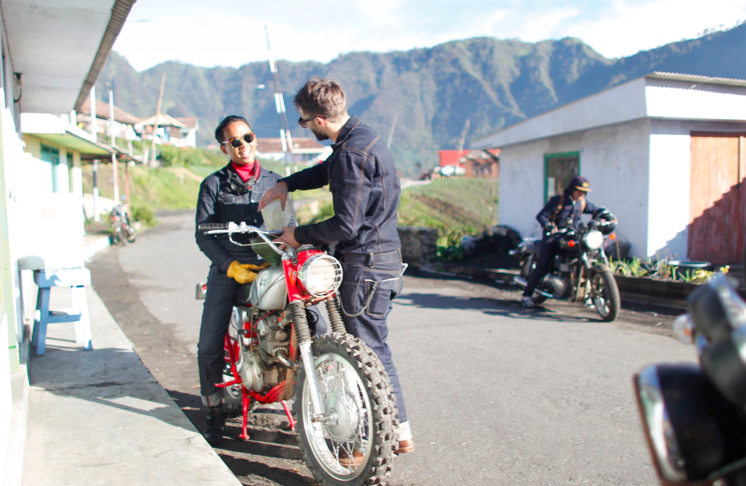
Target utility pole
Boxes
[386,113,399,149]
[265,25,294,175]
[150,72,166,168]
[89,87,97,142]
[109,90,119,203]
[457,119,470,158]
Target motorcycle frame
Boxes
[210,229,336,440]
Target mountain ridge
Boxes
[96,25,746,174]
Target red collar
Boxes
[230,161,259,182]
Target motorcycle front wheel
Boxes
[125,227,136,243]
[294,333,397,486]
[115,227,127,246]
[591,270,621,322]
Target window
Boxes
[544,152,580,202]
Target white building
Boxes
[0,2,135,484]
[474,72,746,265]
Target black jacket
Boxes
[196,163,294,272]
[282,116,401,256]
[537,194,597,231]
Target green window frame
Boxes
[544,151,580,203]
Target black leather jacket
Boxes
[537,194,597,232]
[282,116,401,256]
[196,163,294,272]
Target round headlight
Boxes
[583,230,604,250]
[298,254,343,297]
[635,363,746,481]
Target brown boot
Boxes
[339,449,364,468]
[394,438,415,454]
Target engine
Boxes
[539,273,572,298]
[230,307,293,393]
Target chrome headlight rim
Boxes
[583,229,604,250]
[636,365,687,482]
[299,254,343,298]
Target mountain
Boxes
[95,24,746,175]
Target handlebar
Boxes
[198,222,290,259]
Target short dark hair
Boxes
[293,77,347,120]
[215,115,251,143]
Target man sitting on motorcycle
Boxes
[521,176,598,309]
[195,115,297,445]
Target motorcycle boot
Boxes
[202,405,226,446]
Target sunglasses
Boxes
[298,115,321,129]
[222,132,256,148]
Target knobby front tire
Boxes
[294,333,398,486]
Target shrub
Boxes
[131,205,157,227]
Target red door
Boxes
[688,132,746,265]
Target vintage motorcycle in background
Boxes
[197,222,399,486]
[633,273,746,486]
[109,204,136,245]
[513,208,621,321]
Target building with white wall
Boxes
[473,72,746,265]
[0,2,135,484]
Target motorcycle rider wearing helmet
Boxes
[195,115,296,445]
[521,176,597,309]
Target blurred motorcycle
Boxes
[633,273,746,485]
[110,204,136,245]
[513,208,621,321]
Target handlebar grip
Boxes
[198,223,227,232]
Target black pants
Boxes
[522,236,559,298]
[338,249,408,424]
[197,263,327,403]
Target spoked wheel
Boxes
[294,333,397,486]
[591,270,621,322]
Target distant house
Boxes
[77,98,141,146]
[473,72,746,264]
[434,149,499,178]
[174,117,199,147]
[257,137,332,163]
[136,113,188,147]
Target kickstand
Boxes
[281,400,296,431]
[240,390,251,440]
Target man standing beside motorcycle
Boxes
[195,115,296,445]
[521,176,597,309]
[258,77,415,456]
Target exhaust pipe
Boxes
[514,276,527,287]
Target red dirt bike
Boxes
[197,222,398,486]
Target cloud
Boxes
[112,0,746,71]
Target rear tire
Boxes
[591,270,620,322]
[115,227,127,246]
[294,333,397,486]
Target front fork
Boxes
[289,300,334,423]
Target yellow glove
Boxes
[226,261,270,284]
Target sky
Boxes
[112,0,746,72]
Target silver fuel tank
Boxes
[249,265,288,310]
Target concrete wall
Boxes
[646,79,746,121]
[498,119,651,257]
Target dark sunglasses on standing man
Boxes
[221,132,256,148]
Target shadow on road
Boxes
[398,291,594,323]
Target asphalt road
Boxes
[89,210,696,486]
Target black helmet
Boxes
[592,208,617,235]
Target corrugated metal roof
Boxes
[646,72,746,88]
[79,98,140,125]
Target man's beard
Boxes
[310,126,329,141]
